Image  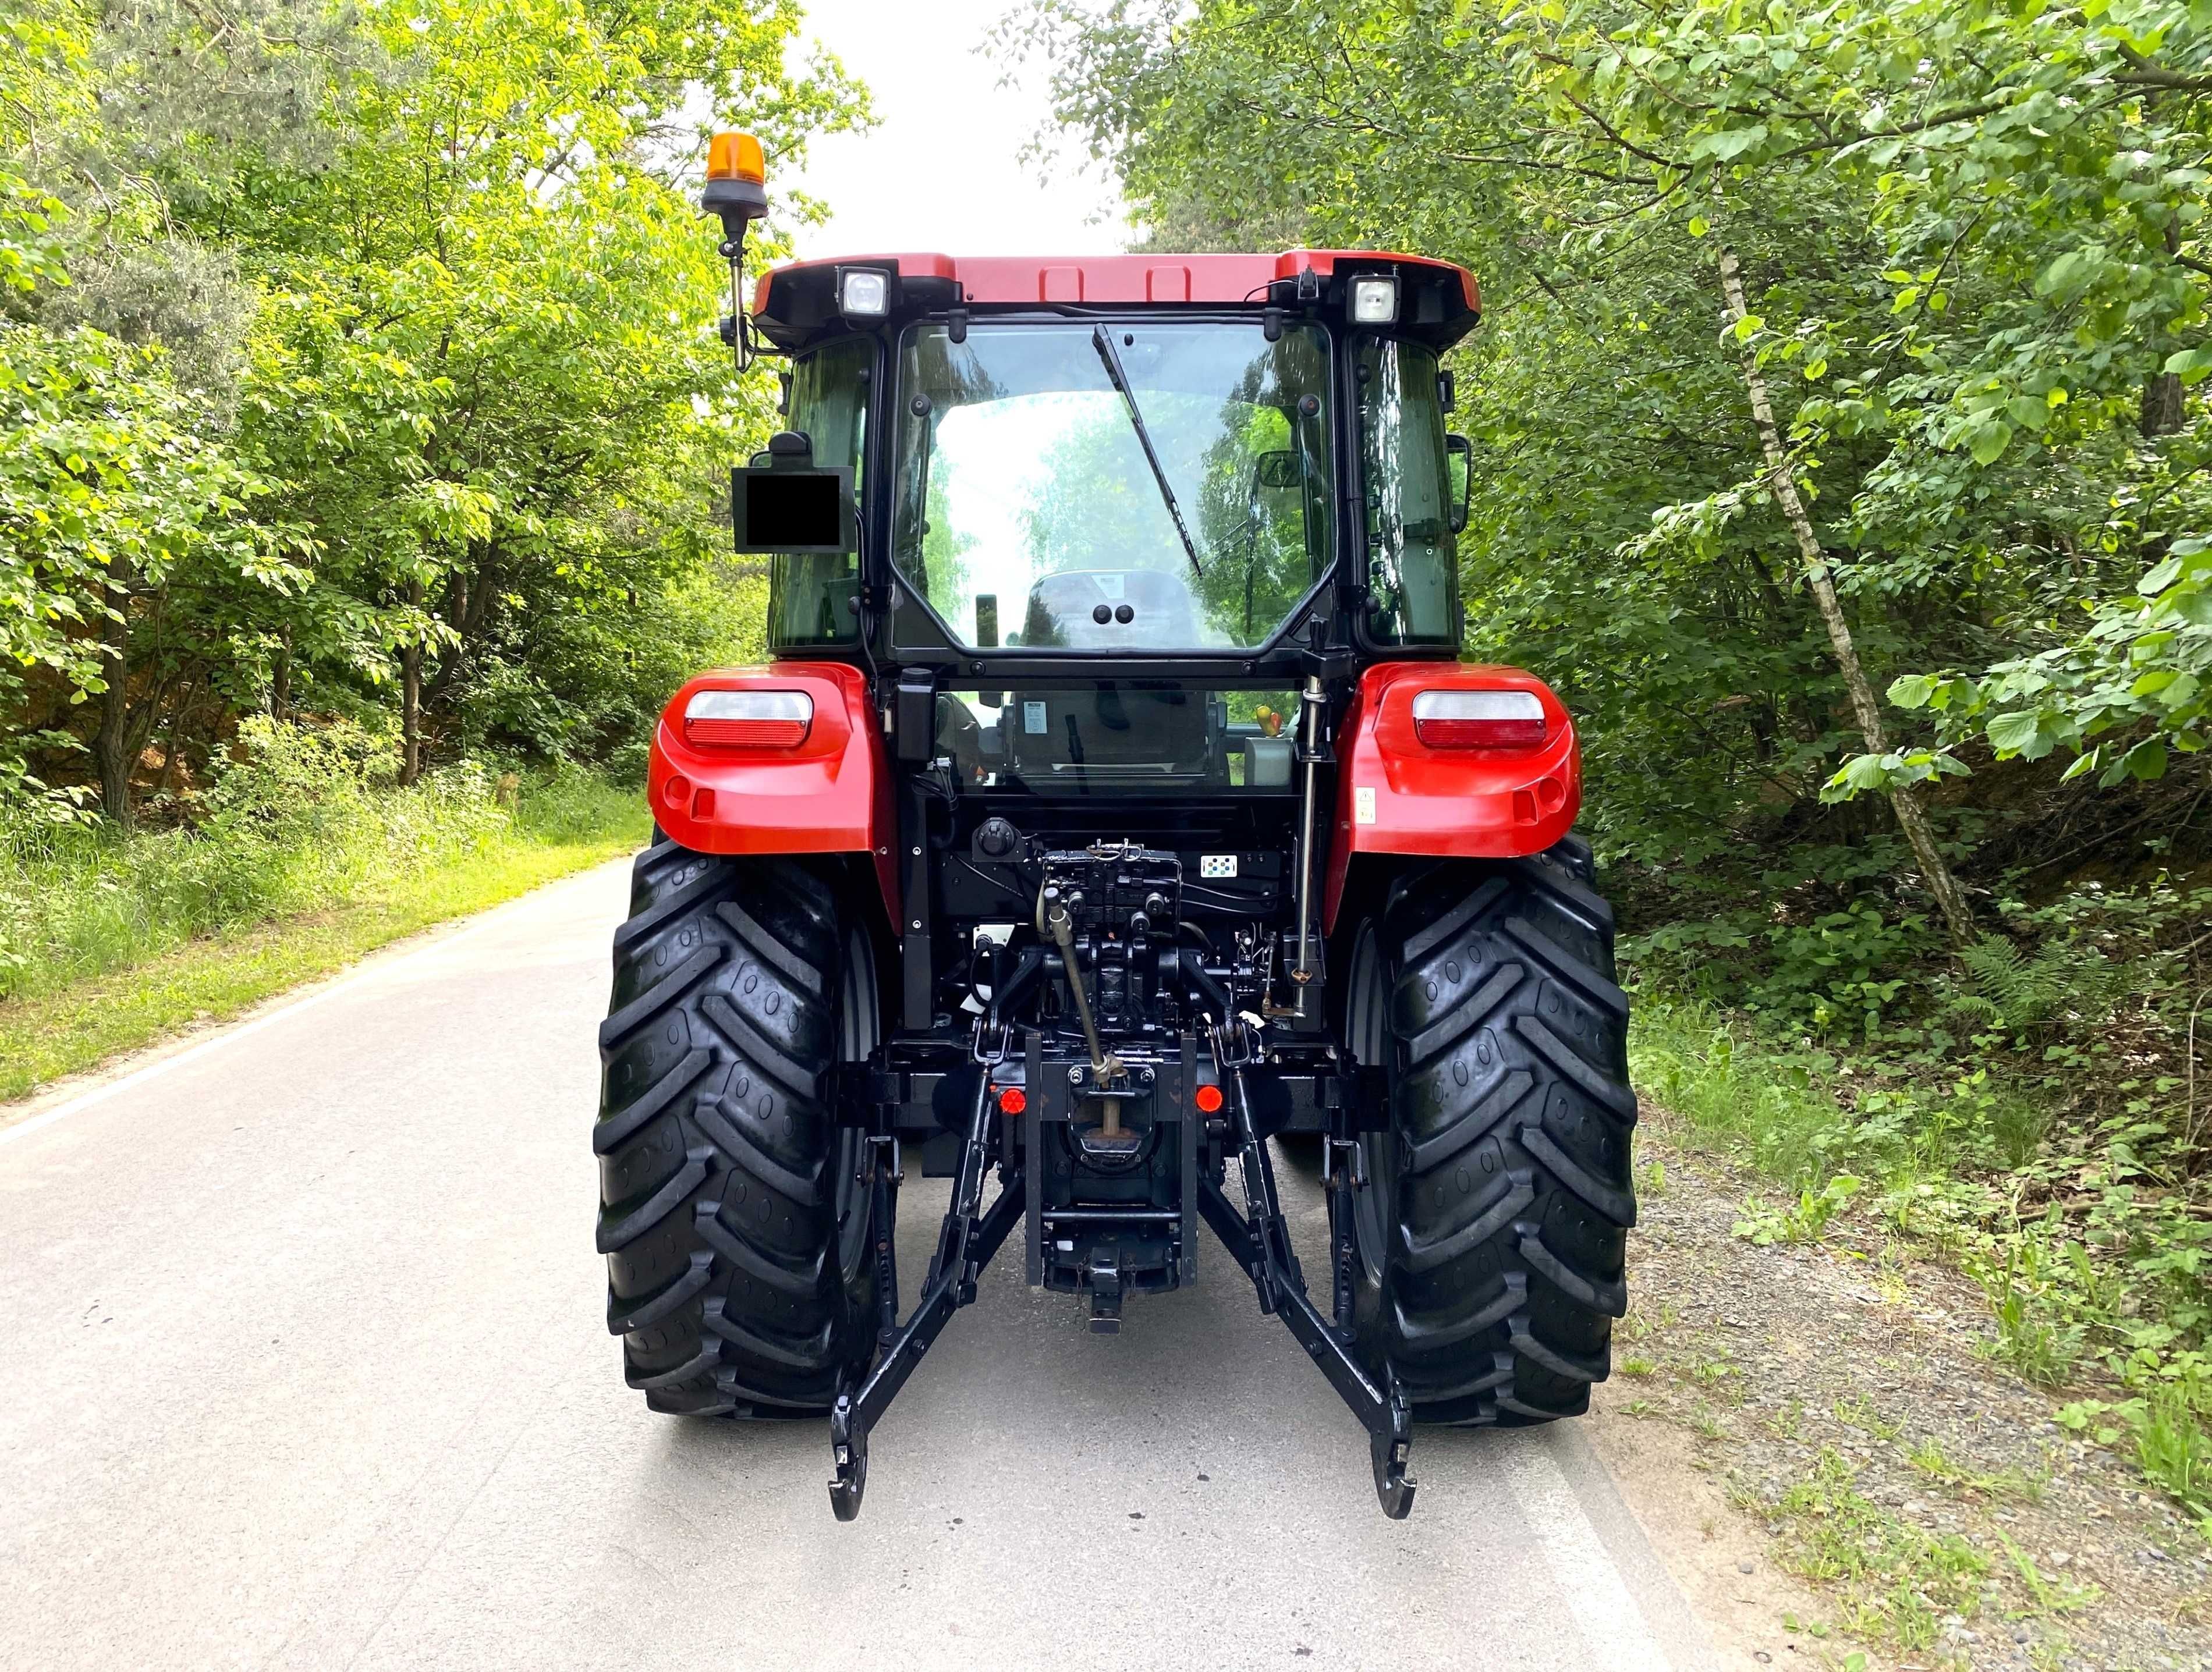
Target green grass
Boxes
[1905,1437,2046,1503]
[0,832,633,1102]
[1630,999,1860,1182]
[1774,1446,1992,1650]
[1,723,645,1104]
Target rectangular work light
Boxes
[1411,689,1547,750]
[838,268,890,318]
[1349,275,1399,325]
[683,688,813,749]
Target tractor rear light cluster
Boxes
[1411,689,1548,750]
[683,688,812,749]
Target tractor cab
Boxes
[747,254,1474,673]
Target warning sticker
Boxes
[1354,786,1378,825]
[1024,701,1048,735]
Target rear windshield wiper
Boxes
[1091,325,1204,582]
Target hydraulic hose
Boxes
[1292,673,1325,1013]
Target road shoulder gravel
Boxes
[1600,1113,2211,1671]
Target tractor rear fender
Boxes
[1321,662,1581,933]
[647,661,899,926]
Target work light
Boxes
[839,268,890,318]
[1349,276,1399,325]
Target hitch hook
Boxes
[1371,1378,1416,1520]
[828,1393,869,1522]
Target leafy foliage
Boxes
[0,0,863,821]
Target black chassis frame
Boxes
[761,278,1469,1521]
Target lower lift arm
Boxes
[828,1023,1026,1521]
[1196,1011,1415,1519]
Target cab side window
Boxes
[1356,339,1460,647]
[768,338,872,650]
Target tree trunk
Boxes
[2140,371,2185,438]
[1715,242,1977,946]
[400,578,424,787]
[91,551,135,828]
[155,672,199,799]
[2144,221,2188,438]
[271,629,291,720]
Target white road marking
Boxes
[1499,1435,1678,1671]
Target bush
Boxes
[0,718,626,1002]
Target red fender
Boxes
[1321,662,1581,933]
[647,662,899,928]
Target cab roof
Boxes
[749,250,1483,354]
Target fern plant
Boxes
[1950,933,2121,1036]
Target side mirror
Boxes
[1250,449,1299,522]
[1445,434,1473,535]
[731,429,857,555]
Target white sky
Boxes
[780,0,1127,260]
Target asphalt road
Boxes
[0,860,1715,1671]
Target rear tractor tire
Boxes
[1344,844,1636,1425]
[594,846,880,1417]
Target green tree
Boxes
[1014,0,2212,939]
[1,0,867,819]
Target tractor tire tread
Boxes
[595,850,873,1420]
[1366,860,1636,1427]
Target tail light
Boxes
[683,689,812,749]
[1412,689,1548,750]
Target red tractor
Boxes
[593,134,1635,1520]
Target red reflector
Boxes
[1410,689,1548,751]
[1194,1084,1224,1113]
[683,716,809,748]
[996,1085,1027,1116]
[1413,716,1549,750]
[661,773,692,810]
